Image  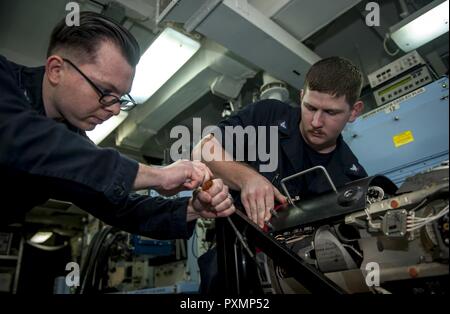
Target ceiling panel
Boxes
[272,0,361,41]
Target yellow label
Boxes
[393,130,414,148]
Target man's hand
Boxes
[187,179,235,221]
[154,160,213,196]
[191,134,287,228]
[239,173,287,228]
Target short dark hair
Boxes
[304,57,363,106]
[47,11,140,67]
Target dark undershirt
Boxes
[290,133,335,198]
[303,137,334,168]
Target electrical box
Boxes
[343,77,449,186]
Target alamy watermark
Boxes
[170,118,279,172]
[365,2,380,27]
[65,262,80,287]
[65,2,80,26]
[365,262,380,287]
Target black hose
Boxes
[79,226,115,294]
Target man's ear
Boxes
[348,100,364,122]
[45,55,65,86]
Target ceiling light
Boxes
[130,27,201,104]
[390,0,449,52]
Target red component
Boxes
[408,267,419,278]
[390,200,400,208]
[257,200,289,250]
[274,203,287,211]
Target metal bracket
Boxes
[280,165,338,204]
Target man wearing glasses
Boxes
[0,12,235,239]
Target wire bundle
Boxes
[78,226,120,294]
[407,204,449,232]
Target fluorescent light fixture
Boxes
[130,27,201,104]
[30,232,53,244]
[86,111,129,144]
[390,0,449,52]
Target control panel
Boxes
[368,50,426,88]
[373,65,433,106]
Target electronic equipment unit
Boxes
[368,50,426,88]
[373,65,433,106]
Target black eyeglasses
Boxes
[62,58,137,111]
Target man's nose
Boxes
[311,111,323,127]
[105,103,121,116]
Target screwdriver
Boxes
[200,179,256,259]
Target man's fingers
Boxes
[248,196,258,225]
[215,205,236,218]
[274,187,287,204]
[205,167,214,181]
[188,166,204,189]
[264,190,274,222]
[195,190,212,204]
[200,206,235,219]
[256,195,266,228]
[241,196,252,219]
[183,181,198,190]
[193,179,231,213]
[192,161,213,183]
[204,178,223,196]
[210,185,228,207]
[212,195,233,212]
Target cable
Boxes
[227,217,266,275]
[191,223,198,259]
[227,217,255,259]
[383,34,400,57]
[410,199,428,212]
[79,226,116,294]
[92,231,121,291]
[79,228,109,293]
[407,205,449,232]
[78,229,102,293]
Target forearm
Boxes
[192,137,256,191]
[101,194,194,239]
[207,160,258,191]
[133,163,163,190]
